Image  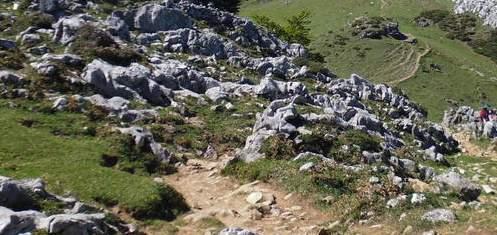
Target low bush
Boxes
[106,135,175,176]
[0,49,25,70]
[416,10,450,23]
[261,134,296,160]
[71,25,144,66]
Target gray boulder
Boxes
[0,39,16,50]
[0,207,46,235]
[205,87,229,102]
[39,0,62,13]
[483,121,497,138]
[442,106,475,127]
[255,77,307,99]
[134,4,192,33]
[454,0,497,28]
[0,176,46,210]
[0,71,25,87]
[106,15,130,40]
[421,209,456,223]
[82,59,172,106]
[238,98,304,162]
[43,213,108,235]
[163,28,240,59]
[53,14,94,45]
[219,227,258,235]
[434,171,481,201]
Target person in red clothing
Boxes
[480,107,490,123]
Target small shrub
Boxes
[86,105,109,121]
[0,49,25,70]
[298,131,335,155]
[94,47,143,67]
[338,129,382,152]
[416,10,450,23]
[261,134,295,160]
[100,154,119,167]
[129,185,189,220]
[30,13,55,29]
[71,25,143,66]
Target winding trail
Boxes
[387,42,431,86]
[453,132,497,160]
[161,157,331,235]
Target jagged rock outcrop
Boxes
[351,16,406,40]
[162,28,241,59]
[82,59,172,106]
[0,176,130,235]
[435,171,481,201]
[53,14,95,44]
[133,3,193,33]
[454,0,497,28]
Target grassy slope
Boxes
[241,0,497,120]
[0,100,181,215]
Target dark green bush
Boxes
[416,9,450,23]
[0,49,25,70]
[30,13,55,29]
[338,129,382,152]
[129,185,189,220]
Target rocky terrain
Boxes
[454,0,497,28]
[0,0,496,234]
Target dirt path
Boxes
[162,157,330,235]
[453,132,497,160]
[387,42,431,86]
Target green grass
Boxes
[0,99,188,220]
[241,0,497,120]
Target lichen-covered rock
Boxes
[133,4,193,33]
[0,176,46,210]
[163,28,241,59]
[454,0,497,28]
[435,171,481,201]
[219,227,258,235]
[43,213,108,235]
[0,71,25,87]
[421,209,456,223]
[82,59,172,106]
[0,207,46,235]
[53,14,95,45]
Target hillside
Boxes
[1,0,497,235]
[241,0,497,120]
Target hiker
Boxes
[490,109,497,121]
[480,107,489,123]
